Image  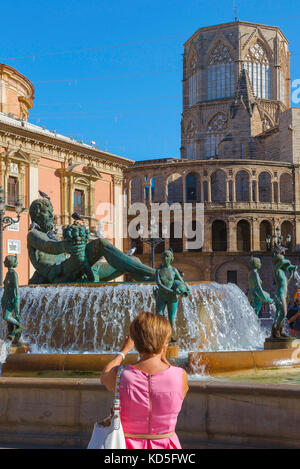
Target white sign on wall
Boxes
[7,239,21,254]
[8,222,19,232]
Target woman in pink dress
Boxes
[101,312,189,449]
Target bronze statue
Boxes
[154,249,190,341]
[1,255,24,344]
[27,198,155,284]
[248,257,273,316]
[62,222,95,282]
[271,249,297,339]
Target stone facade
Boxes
[124,21,300,294]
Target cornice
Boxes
[125,158,294,173]
[0,124,130,174]
[0,120,133,170]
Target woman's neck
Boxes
[139,353,162,361]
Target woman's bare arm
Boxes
[182,369,189,399]
[101,336,134,392]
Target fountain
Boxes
[1,197,300,378]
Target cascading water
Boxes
[0,318,11,375]
[294,270,300,289]
[0,282,266,354]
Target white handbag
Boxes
[87,365,126,449]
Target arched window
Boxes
[237,220,251,252]
[188,54,200,107]
[281,221,293,248]
[187,219,203,252]
[185,120,197,160]
[280,173,293,204]
[207,42,234,100]
[212,220,227,252]
[211,169,226,203]
[170,221,183,253]
[186,172,200,202]
[130,177,143,203]
[243,42,271,99]
[236,171,250,202]
[258,172,271,202]
[167,173,183,204]
[151,175,165,203]
[260,220,272,251]
[204,113,227,158]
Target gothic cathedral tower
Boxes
[181,21,290,161]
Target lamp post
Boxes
[138,221,167,269]
[0,187,23,286]
[266,225,292,252]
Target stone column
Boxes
[228,217,237,252]
[182,175,186,203]
[127,179,132,207]
[232,178,236,203]
[207,179,212,203]
[294,168,300,211]
[29,157,39,206]
[249,178,253,203]
[252,218,261,251]
[295,217,300,252]
[202,216,212,252]
[225,176,229,202]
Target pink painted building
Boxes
[0,64,133,285]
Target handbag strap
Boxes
[112,365,124,430]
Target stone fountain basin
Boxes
[188,347,300,375]
[2,347,300,377]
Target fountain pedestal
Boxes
[264,338,299,350]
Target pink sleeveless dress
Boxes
[119,364,184,449]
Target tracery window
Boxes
[185,120,197,160]
[243,43,271,99]
[188,56,200,107]
[207,42,234,100]
[204,113,227,158]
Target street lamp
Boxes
[266,225,292,252]
[138,221,167,268]
[0,187,24,286]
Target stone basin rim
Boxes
[17,281,214,288]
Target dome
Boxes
[0,63,34,121]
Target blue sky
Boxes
[2,0,300,161]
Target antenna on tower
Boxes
[233,0,238,22]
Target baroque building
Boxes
[124,21,300,294]
[0,64,132,285]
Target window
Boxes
[74,189,85,215]
[227,270,237,284]
[243,43,270,99]
[7,176,18,206]
[207,42,234,100]
[185,120,197,160]
[188,56,200,107]
[204,113,227,158]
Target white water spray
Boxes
[0,282,266,354]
